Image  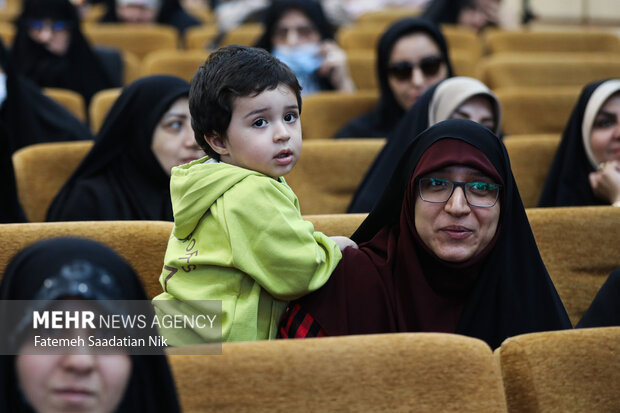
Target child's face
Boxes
[215,84,302,179]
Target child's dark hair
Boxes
[189,45,302,159]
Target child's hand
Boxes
[330,236,359,251]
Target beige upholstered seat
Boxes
[286,139,385,214]
[185,23,264,50]
[504,134,560,207]
[479,54,620,89]
[12,141,94,222]
[89,88,122,132]
[496,87,580,135]
[497,327,620,413]
[83,23,179,60]
[526,206,620,326]
[301,90,379,140]
[141,49,209,82]
[0,221,172,299]
[43,87,87,122]
[168,332,507,413]
[485,29,620,55]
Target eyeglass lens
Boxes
[418,177,500,207]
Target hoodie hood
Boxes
[170,158,266,239]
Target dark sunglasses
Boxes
[387,56,444,80]
[26,19,70,32]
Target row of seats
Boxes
[49,83,579,138]
[0,206,618,325]
[167,327,620,413]
[12,135,557,222]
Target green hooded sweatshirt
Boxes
[152,157,341,343]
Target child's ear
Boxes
[204,133,229,156]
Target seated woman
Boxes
[539,79,620,207]
[335,18,453,139]
[0,39,92,154]
[254,0,355,96]
[422,0,518,32]
[100,0,201,34]
[280,119,571,349]
[349,76,501,212]
[577,268,620,328]
[46,75,204,221]
[12,0,123,105]
[0,237,181,412]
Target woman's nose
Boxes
[444,186,470,215]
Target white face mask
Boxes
[0,72,7,108]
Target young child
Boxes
[153,45,356,343]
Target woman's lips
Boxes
[53,388,96,404]
[441,226,472,239]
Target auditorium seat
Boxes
[43,87,87,122]
[83,23,179,60]
[497,327,620,413]
[485,30,620,55]
[185,23,264,50]
[479,54,620,89]
[0,21,14,45]
[301,90,379,140]
[354,7,422,26]
[141,49,209,82]
[0,220,172,299]
[503,134,560,207]
[526,206,620,326]
[496,87,580,135]
[121,50,142,84]
[12,141,94,222]
[89,88,122,132]
[168,332,508,413]
[285,139,385,214]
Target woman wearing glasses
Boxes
[280,119,571,349]
[538,79,620,207]
[349,76,501,212]
[335,18,453,139]
[12,0,123,105]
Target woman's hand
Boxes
[317,41,356,93]
[329,236,359,251]
[589,160,620,204]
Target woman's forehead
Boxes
[424,165,493,180]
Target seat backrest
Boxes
[168,332,507,413]
[303,213,367,237]
[498,327,620,413]
[355,8,422,26]
[43,87,87,122]
[12,141,94,222]
[121,50,142,84]
[83,23,179,60]
[286,139,385,214]
[0,221,172,299]
[184,25,218,50]
[346,50,377,90]
[221,23,264,46]
[526,207,620,326]
[503,134,560,207]
[480,54,620,89]
[0,21,15,45]
[486,30,620,55]
[89,88,122,133]
[141,49,209,82]
[301,90,379,139]
[496,87,580,135]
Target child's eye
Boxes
[252,118,267,128]
[284,112,298,123]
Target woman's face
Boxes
[272,9,321,48]
[450,95,496,131]
[16,353,131,413]
[151,97,203,175]
[414,165,500,262]
[27,19,71,56]
[387,32,448,111]
[590,92,620,163]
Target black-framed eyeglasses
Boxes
[387,56,444,80]
[418,177,501,207]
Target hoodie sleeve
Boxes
[222,175,342,301]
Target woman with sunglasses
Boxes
[335,18,453,139]
[12,0,123,106]
[280,119,571,349]
[539,79,620,208]
[349,76,501,212]
[255,0,355,96]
